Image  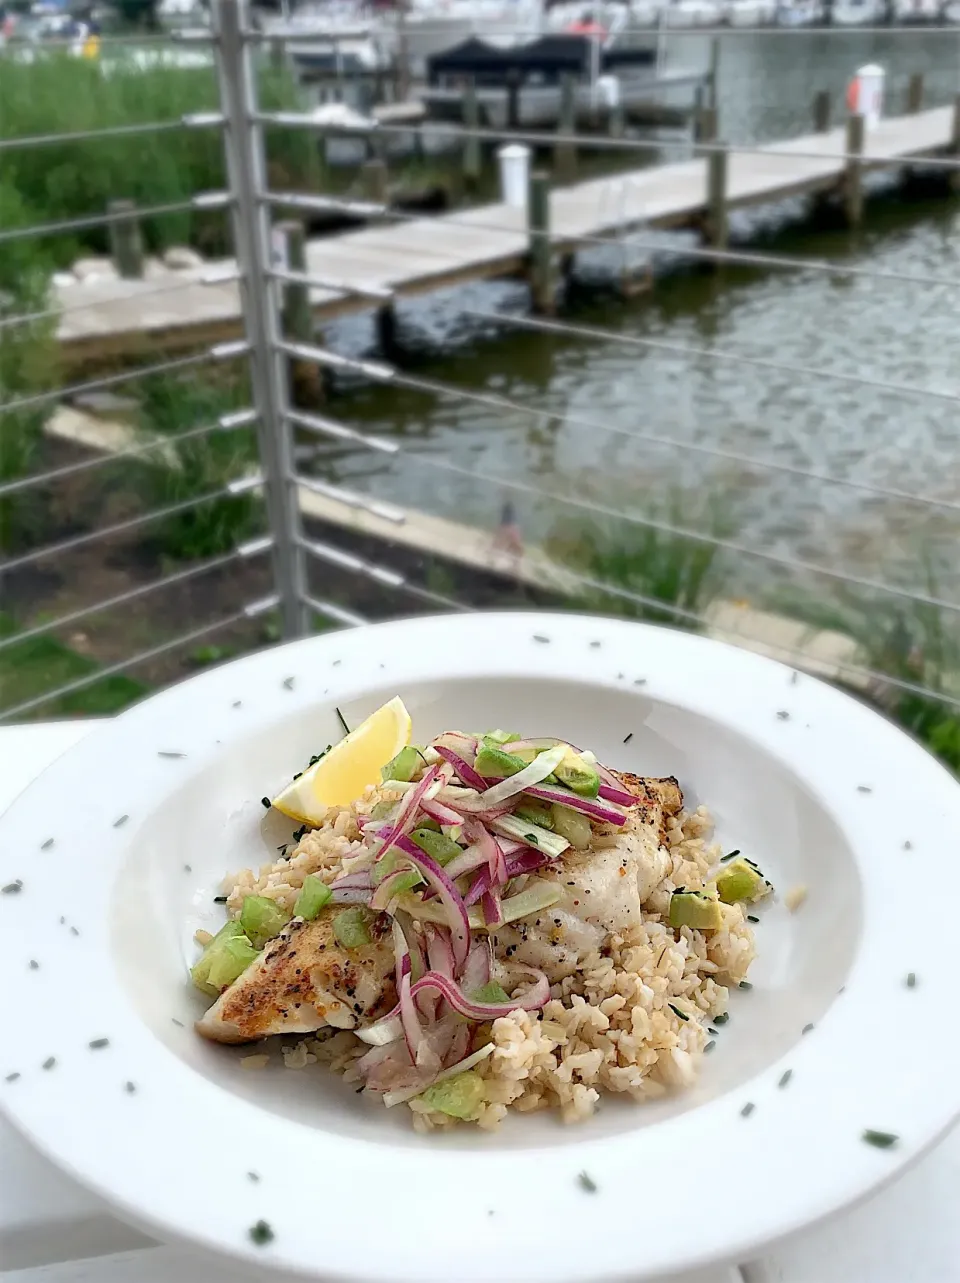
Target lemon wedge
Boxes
[272,696,412,822]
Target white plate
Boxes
[1,612,958,1283]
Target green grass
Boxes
[0,615,146,719]
[549,489,737,627]
[0,54,320,261]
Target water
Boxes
[314,31,960,616]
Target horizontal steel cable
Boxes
[0,341,247,419]
[0,536,271,656]
[0,606,267,724]
[0,117,219,153]
[278,343,960,515]
[0,410,257,500]
[302,593,368,628]
[300,534,470,612]
[0,193,231,246]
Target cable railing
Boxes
[1,0,959,759]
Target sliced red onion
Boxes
[433,745,488,792]
[370,866,421,912]
[392,836,470,973]
[331,871,373,891]
[524,782,628,825]
[419,797,465,828]
[410,966,550,1018]
[466,844,555,906]
[461,940,491,991]
[442,844,490,883]
[355,1015,403,1047]
[398,970,423,1060]
[425,925,455,980]
[481,888,504,928]
[479,745,568,808]
[464,818,507,883]
[598,783,637,807]
[374,764,441,858]
[381,1042,495,1108]
[394,909,425,983]
[432,731,478,757]
[499,737,566,755]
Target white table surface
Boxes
[1,721,957,1283]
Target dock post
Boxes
[609,97,626,140]
[708,36,721,113]
[950,93,960,190]
[506,69,522,132]
[813,90,831,133]
[704,142,728,249]
[462,79,482,189]
[844,113,865,227]
[275,220,323,407]
[555,74,578,182]
[527,170,554,314]
[395,10,411,102]
[906,72,924,115]
[362,157,389,214]
[107,199,144,279]
[696,105,717,153]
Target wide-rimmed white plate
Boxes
[1,612,958,1283]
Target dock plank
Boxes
[51,105,957,364]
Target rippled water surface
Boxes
[317,31,960,610]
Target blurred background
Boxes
[2,0,959,773]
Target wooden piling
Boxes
[506,69,522,132]
[462,80,482,188]
[527,170,554,314]
[844,113,865,227]
[813,90,831,134]
[950,93,960,191]
[362,158,389,210]
[107,200,144,280]
[608,98,626,140]
[554,74,577,182]
[704,143,728,249]
[696,105,718,152]
[274,220,323,407]
[708,36,721,112]
[906,72,923,115]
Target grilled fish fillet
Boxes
[196,906,396,1044]
[492,774,682,982]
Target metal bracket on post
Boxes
[211,0,308,638]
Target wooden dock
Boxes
[54,104,959,367]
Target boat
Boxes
[421,28,706,128]
[774,0,823,25]
[942,0,960,21]
[831,0,883,23]
[662,0,723,26]
[892,0,939,19]
[724,0,777,24]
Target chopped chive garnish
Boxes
[634,678,647,686]
[41,838,54,850]
[589,640,601,648]
[183,864,192,874]
[708,1026,718,1036]
[2,880,22,894]
[740,1102,755,1118]
[617,672,625,680]
[5,1072,20,1082]
[802,1022,814,1034]
[293,825,308,841]
[42,1056,56,1070]
[171,1018,184,1028]
[577,1171,597,1193]
[59,916,65,925]
[533,634,550,643]
[214,895,228,903]
[739,980,753,990]
[113,815,129,828]
[623,732,633,743]
[704,1040,716,1054]
[336,707,350,736]
[790,670,799,685]
[778,1069,793,1088]
[332,659,342,667]
[282,677,295,689]
[862,1129,898,1149]
[776,710,790,720]
[524,833,539,844]
[720,849,740,863]
[232,700,242,708]
[124,1081,137,1093]
[903,840,912,850]
[292,772,302,782]
[747,914,760,923]
[261,797,271,809]
[158,751,186,759]
[905,972,917,988]
[714,1012,729,1025]
[29,960,39,970]
[668,1003,689,1022]
[247,1171,260,1182]
[249,1219,274,1246]
[69,926,79,936]
[88,1038,110,1050]
[857,785,873,794]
